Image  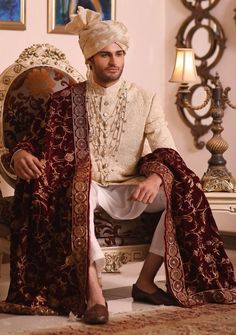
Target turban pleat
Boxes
[66,6,129,60]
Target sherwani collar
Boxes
[87,76,125,96]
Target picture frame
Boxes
[0,0,26,31]
[48,0,116,34]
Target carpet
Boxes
[18,304,236,335]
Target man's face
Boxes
[88,43,125,87]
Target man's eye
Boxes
[116,52,124,57]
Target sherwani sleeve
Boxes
[145,93,176,152]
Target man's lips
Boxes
[106,67,119,72]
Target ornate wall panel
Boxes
[175,0,226,149]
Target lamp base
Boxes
[177,83,190,94]
[201,166,236,192]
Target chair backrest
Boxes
[0,43,84,187]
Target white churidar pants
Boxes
[89,181,166,273]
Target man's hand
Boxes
[13,150,43,181]
[129,173,162,204]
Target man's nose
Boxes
[109,55,117,65]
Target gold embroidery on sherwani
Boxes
[86,80,128,184]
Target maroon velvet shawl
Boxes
[0,82,91,316]
[138,149,236,306]
[0,83,235,317]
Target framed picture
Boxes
[48,0,116,34]
[0,0,26,30]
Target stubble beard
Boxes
[95,65,124,85]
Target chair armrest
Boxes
[0,150,17,189]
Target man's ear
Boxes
[87,57,94,70]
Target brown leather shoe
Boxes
[83,302,109,324]
[132,284,178,306]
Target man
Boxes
[0,6,235,325]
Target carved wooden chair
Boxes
[0,44,157,275]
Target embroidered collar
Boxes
[87,77,124,96]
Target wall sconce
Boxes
[174,0,226,150]
[170,48,236,192]
[170,48,199,93]
[170,48,212,149]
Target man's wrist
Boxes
[10,149,24,171]
[149,173,162,186]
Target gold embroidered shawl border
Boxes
[140,160,236,306]
[71,82,91,304]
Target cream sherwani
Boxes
[86,77,177,271]
[87,77,176,186]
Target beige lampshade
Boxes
[169,48,198,83]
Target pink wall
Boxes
[165,0,236,181]
[0,0,166,97]
[0,0,235,182]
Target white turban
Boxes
[66,6,129,61]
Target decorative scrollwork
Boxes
[17,44,67,63]
[182,86,212,110]
[229,206,236,213]
[181,0,220,11]
[104,252,129,272]
[102,245,149,272]
[175,0,226,149]
[223,87,236,109]
[176,84,213,149]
